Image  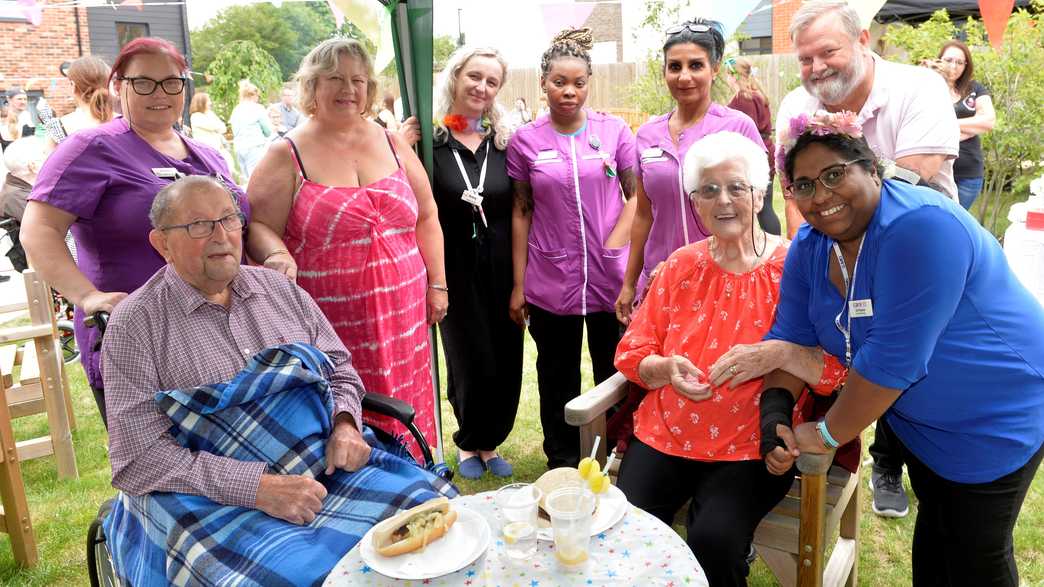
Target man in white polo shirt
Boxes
[774,0,960,520]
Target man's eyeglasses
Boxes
[786,160,868,200]
[160,212,244,239]
[690,181,754,201]
[665,21,712,37]
[118,76,188,96]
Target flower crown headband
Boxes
[775,110,863,182]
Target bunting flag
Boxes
[17,0,43,26]
[845,0,887,28]
[979,0,1015,49]
[540,2,597,42]
[330,0,395,74]
[326,0,344,29]
[687,0,764,40]
[120,0,144,10]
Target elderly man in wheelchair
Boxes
[95,175,454,586]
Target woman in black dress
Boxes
[432,46,522,479]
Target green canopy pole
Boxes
[384,0,442,464]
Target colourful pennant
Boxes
[979,0,1015,49]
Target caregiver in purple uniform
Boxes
[506,28,637,468]
[20,37,259,426]
[615,19,765,324]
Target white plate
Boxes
[359,504,491,580]
[537,484,628,541]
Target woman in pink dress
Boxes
[246,38,448,463]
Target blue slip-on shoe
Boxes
[483,456,513,478]
[457,455,486,479]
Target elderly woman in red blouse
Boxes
[613,131,845,586]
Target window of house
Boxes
[116,22,150,49]
[739,37,773,56]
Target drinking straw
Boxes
[588,435,601,462]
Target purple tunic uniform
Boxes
[30,117,248,389]
[506,111,636,316]
[634,104,764,293]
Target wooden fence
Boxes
[494,53,801,125]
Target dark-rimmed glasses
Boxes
[786,160,868,200]
[689,181,754,201]
[118,76,188,96]
[665,21,712,37]
[160,212,244,239]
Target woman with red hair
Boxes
[21,38,275,424]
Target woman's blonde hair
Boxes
[434,46,511,150]
[5,100,20,141]
[294,38,377,117]
[189,91,210,115]
[238,79,259,101]
[732,57,765,101]
[66,56,114,123]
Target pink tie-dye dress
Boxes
[282,134,436,462]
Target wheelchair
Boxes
[84,312,451,587]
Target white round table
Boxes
[324,491,707,586]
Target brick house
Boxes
[0,0,189,120]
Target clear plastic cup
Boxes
[545,487,596,568]
[494,483,542,560]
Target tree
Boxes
[434,35,456,72]
[205,40,283,120]
[191,3,337,81]
[883,4,1044,236]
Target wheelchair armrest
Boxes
[564,372,630,427]
[362,392,416,426]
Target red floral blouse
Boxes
[614,240,847,461]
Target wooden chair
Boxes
[0,374,37,566]
[0,270,78,480]
[565,372,860,587]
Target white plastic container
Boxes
[1004,191,1044,307]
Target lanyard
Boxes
[832,236,865,365]
[452,144,489,228]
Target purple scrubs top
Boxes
[30,117,248,389]
[634,104,764,292]
[506,110,636,316]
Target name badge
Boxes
[151,167,183,180]
[641,147,664,159]
[536,149,558,161]
[461,189,483,206]
[849,299,873,318]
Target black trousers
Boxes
[439,282,524,453]
[899,437,1044,587]
[869,416,905,473]
[618,438,796,586]
[527,304,619,468]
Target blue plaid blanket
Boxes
[103,343,457,586]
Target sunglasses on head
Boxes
[665,20,713,37]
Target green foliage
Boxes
[205,40,283,120]
[883,7,1044,236]
[191,3,338,82]
[433,35,457,72]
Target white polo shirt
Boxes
[776,53,960,200]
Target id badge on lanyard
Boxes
[833,236,872,365]
[452,145,488,229]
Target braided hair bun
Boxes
[541,27,594,77]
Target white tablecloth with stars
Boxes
[323,491,707,587]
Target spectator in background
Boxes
[0,136,45,223]
[2,90,31,146]
[267,103,286,138]
[277,84,301,132]
[230,79,273,180]
[189,92,238,181]
[937,40,995,211]
[506,97,532,130]
[45,56,115,148]
[726,57,780,235]
[376,92,399,131]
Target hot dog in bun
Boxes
[371,497,458,557]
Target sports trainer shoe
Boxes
[869,468,909,518]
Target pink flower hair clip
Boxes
[776,110,863,181]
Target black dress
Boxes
[433,131,524,452]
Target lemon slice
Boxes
[502,521,534,544]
